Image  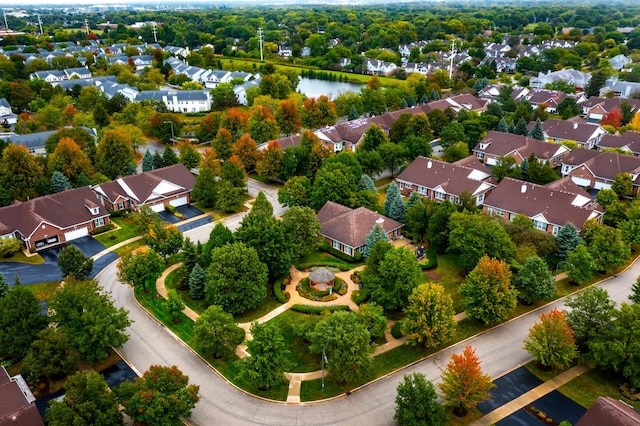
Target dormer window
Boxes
[90,207,99,215]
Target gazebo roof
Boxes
[309,267,335,283]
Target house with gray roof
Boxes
[0,126,96,156]
[601,78,640,98]
[29,69,67,82]
[316,201,403,257]
[64,67,91,79]
[135,90,211,113]
[0,186,110,251]
[0,98,17,126]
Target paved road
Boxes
[96,178,639,425]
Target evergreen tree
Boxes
[162,147,178,167]
[348,106,360,120]
[514,118,529,136]
[419,94,429,104]
[363,223,390,258]
[51,171,71,193]
[630,276,640,304]
[555,223,580,260]
[520,158,529,181]
[0,274,8,298]
[405,191,422,209]
[407,95,417,107]
[496,117,509,133]
[181,238,198,274]
[528,118,545,140]
[430,89,440,100]
[142,149,155,172]
[153,151,164,169]
[76,172,91,188]
[127,163,137,175]
[401,98,408,108]
[384,181,406,222]
[189,264,206,300]
[358,174,376,192]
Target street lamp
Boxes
[163,121,175,145]
[321,350,328,392]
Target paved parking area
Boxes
[478,367,543,413]
[496,390,586,426]
[158,205,204,224]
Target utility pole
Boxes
[3,10,9,32]
[258,27,264,62]
[151,21,158,43]
[37,15,44,36]
[84,18,89,35]
[449,39,456,80]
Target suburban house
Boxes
[365,59,398,76]
[474,131,570,168]
[135,90,211,113]
[529,69,591,90]
[29,69,67,82]
[0,186,111,251]
[91,164,196,213]
[0,98,17,126]
[560,148,603,176]
[64,67,92,79]
[600,78,640,98]
[395,156,495,206]
[539,119,607,149]
[581,97,640,122]
[0,367,43,425]
[575,396,640,426]
[0,126,97,156]
[564,150,640,193]
[316,201,403,257]
[597,131,640,156]
[482,177,604,234]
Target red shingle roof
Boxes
[576,397,640,426]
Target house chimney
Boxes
[573,122,578,129]
[427,161,432,169]
[376,217,384,225]
[521,184,527,193]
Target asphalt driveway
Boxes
[477,367,543,413]
[158,204,204,224]
[497,390,586,426]
[0,237,115,285]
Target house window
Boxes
[435,190,445,200]
[418,186,426,195]
[552,226,560,236]
[118,202,125,210]
[509,213,516,220]
[332,240,340,250]
[488,207,504,217]
[94,217,105,227]
[451,196,459,205]
[345,246,353,256]
[534,220,547,231]
[476,152,485,160]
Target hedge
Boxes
[273,277,289,304]
[391,322,403,339]
[91,223,116,235]
[418,246,438,270]
[351,287,371,305]
[290,304,350,315]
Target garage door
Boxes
[594,181,611,190]
[150,203,165,213]
[571,176,591,187]
[169,196,188,207]
[64,227,88,242]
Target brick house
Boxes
[564,151,640,192]
[540,119,607,149]
[395,156,495,206]
[597,131,640,156]
[474,131,570,168]
[0,187,110,251]
[316,201,403,257]
[91,164,196,213]
[581,97,640,122]
[482,177,603,235]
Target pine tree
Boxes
[76,173,91,188]
[496,117,509,133]
[51,171,71,193]
[514,118,529,136]
[430,89,440,100]
[528,118,545,140]
[405,191,422,209]
[348,106,360,120]
[401,98,408,108]
[438,345,495,417]
[180,238,198,275]
[189,263,206,300]
[162,147,178,167]
[556,223,580,260]
[630,276,640,304]
[153,151,164,169]
[142,149,155,172]
[363,223,390,258]
[407,95,417,107]
[384,181,406,222]
[127,163,137,175]
[358,174,376,192]
[419,94,429,104]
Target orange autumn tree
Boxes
[222,108,249,141]
[248,104,280,144]
[48,137,94,185]
[275,99,301,136]
[438,345,495,417]
[256,140,283,182]
[524,308,577,370]
[232,134,260,172]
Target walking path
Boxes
[471,364,590,425]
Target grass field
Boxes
[0,250,44,265]
[424,252,466,313]
[265,311,320,373]
[24,281,60,301]
[94,216,140,248]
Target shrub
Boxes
[273,277,289,303]
[391,322,403,339]
[166,204,177,214]
[334,277,348,296]
[351,287,371,305]
[354,251,363,261]
[418,246,438,270]
[91,223,116,236]
[174,212,185,220]
[290,304,350,314]
[0,238,21,258]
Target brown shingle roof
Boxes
[317,201,403,249]
[576,397,640,426]
[582,151,640,181]
[0,368,43,425]
[483,177,602,230]
[0,187,109,239]
[599,131,640,153]
[542,118,605,143]
[309,267,335,283]
[562,148,602,166]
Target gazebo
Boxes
[309,267,335,291]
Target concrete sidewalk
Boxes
[471,364,589,426]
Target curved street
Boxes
[95,179,639,425]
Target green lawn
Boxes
[295,251,362,271]
[558,368,640,410]
[233,291,282,323]
[0,250,44,264]
[248,173,284,188]
[24,281,60,301]
[94,216,140,248]
[265,311,321,373]
[424,252,466,313]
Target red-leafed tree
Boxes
[249,105,280,144]
[232,134,260,172]
[256,140,283,181]
[275,99,302,136]
[301,95,337,129]
[600,107,623,129]
[196,111,222,142]
[524,308,577,370]
[438,345,495,417]
[222,108,249,141]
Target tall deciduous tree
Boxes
[281,206,321,258]
[192,167,218,208]
[310,162,358,210]
[308,311,373,383]
[368,246,424,311]
[438,345,495,417]
[565,287,615,350]
[401,282,456,348]
[275,99,302,136]
[146,223,183,260]
[57,245,94,279]
[354,303,387,339]
[205,243,268,315]
[0,144,44,201]
[48,137,94,185]
[222,108,249,141]
[95,129,134,179]
[249,105,280,144]
[524,308,577,370]
[165,289,185,323]
[360,124,388,152]
[177,141,201,170]
[513,256,555,304]
[46,371,123,426]
[566,243,596,285]
[278,175,312,207]
[588,223,630,273]
[301,96,337,129]
[460,255,517,325]
[194,305,243,359]
[237,321,291,390]
[212,128,234,160]
[394,372,446,426]
[118,365,200,426]
[49,278,130,363]
[631,276,640,304]
[117,246,165,291]
[256,140,284,182]
[0,284,48,361]
[384,181,406,222]
[23,327,78,381]
[232,134,260,172]
[589,303,640,387]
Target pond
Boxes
[297,77,363,100]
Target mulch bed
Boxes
[426,272,442,280]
